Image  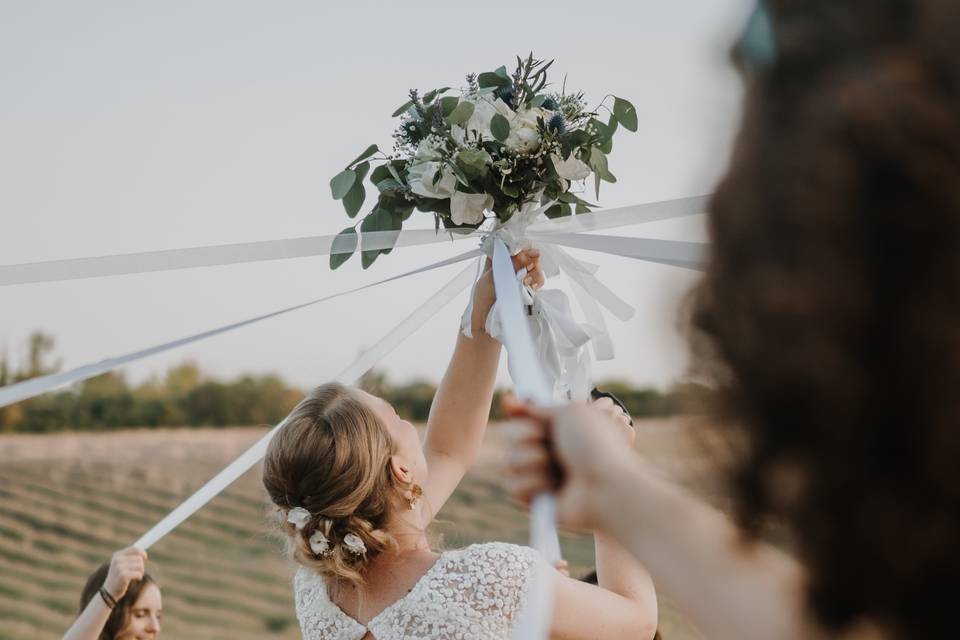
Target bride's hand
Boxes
[471,248,544,335]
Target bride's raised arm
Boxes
[419,248,543,518]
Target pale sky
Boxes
[0,0,751,392]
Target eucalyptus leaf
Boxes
[490,114,510,141]
[380,209,403,255]
[575,203,591,214]
[342,179,366,218]
[478,71,511,89]
[330,169,356,200]
[500,181,519,198]
[354,161,370,183]
[440,96,460,116]
[370,164,393,185]
[558,192,596,207]
[530,94,547,108]
[607,112,619,135]
[391,100,414,118]
[455,148,491,181]
[422,87,451,104]
[597,135,613,154]
[613,96,638,132]
[375,178,404,192]
[329,227,357,270]
[345,144,378,169]
[447,101,476,126]
[360,209,386,269]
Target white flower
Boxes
[286,507,311,531]
[342,532,367,556]
[504,107,545,153]
[450,192,493,226]
[407,161,457,199]
[550,153,592,181]
[505,126,540,153]
[451,96,514,145]
[308,530,331,556]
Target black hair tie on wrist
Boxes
[590,387,634,427]
[99,586,118,609]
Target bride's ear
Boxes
[389,455,412,485]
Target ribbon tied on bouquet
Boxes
[461,198,636,401]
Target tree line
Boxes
[0,332,708,433]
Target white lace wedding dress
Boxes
[293,542,539,640]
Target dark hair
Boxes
[690,1,960,636]
[78,564,157,640]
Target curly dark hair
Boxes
[689,1,960,636]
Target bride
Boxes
[261,248,658,639]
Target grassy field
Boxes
[0,419,718,639]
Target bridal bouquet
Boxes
[329,54,637,269]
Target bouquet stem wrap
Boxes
[461,198,636,401]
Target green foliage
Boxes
[0,333,304,433]
[612,96,638,132]
[328,54,639,270]
[446,100,475,126]
[490,113,510,141]
[329,227,358,270]
[330,169,356,199]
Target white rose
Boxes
[450,191,493,226]
[550,153,592,180]
[504,107,544,153]
[407,161,457,199]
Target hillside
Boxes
[0,420,712,639]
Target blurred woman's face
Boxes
[116,582,162,640]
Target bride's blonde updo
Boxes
[262,382,402,585]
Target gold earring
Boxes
[408,483,423,510]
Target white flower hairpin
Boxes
[342,532,367,556]
[286,506,311,531]
[309,530,332,557]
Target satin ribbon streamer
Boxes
[0,196,707,287]
[0,248,481,409]
[490,238,560,640]
[135,263,477,549]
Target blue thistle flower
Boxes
[494,85,515,107]
[546,113,566,134]
[541,97,559,111]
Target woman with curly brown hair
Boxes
[503,1,960,638]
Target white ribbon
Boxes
[527,193,709,234]
[134,262,476,550]
[0,248,481,409]
[529,231,707,271]
[0,227,481,287]
[462,199,636,400]
[0,196,707,287]
[489,237,559,640]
